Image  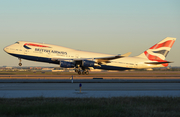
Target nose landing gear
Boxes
[18,58,22,66]
[19,63,22,66]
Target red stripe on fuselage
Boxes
[150,40,175,49]
[24,43,50,48]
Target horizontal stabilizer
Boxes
[145,61,173,65]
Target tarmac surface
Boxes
[0,83,180,98]
[0,79,180,83]
[1,71,180,80]
[0,71,180,98]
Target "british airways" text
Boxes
[35,48,67,55]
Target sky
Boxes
[0,0,179,67]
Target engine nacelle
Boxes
[82,60,95,67]
[60,61,74,68]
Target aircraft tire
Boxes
[85,71,89,75]
[75,69,78,73]
[19,63,22,66]
[82,71,85,75]
[78,71,81,75]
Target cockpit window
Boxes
[15,42,19,44]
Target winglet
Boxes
[121,52,132,57]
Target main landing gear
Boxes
[75,68,89,75]
[18,58,22,66]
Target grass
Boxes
[0,97,180,117]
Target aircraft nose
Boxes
[3,47,7,52]
[3,46,9,53]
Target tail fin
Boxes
[137,37,176,62]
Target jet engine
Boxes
[82,60,95,67]
[60,61,74,68]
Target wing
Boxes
[51,52,132,64]
[94,52,131,63]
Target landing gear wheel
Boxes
[82,71,86,75]
[19,63,22,66]
[85,71,89,75]
[78,71,81,75]
[75,69,78,73]
[18,58,22,66]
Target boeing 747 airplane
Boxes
[4,37,176,75]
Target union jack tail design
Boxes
[138,37,176,67]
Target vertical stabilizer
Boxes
[137,37,176,62]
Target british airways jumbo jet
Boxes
[4,37,176,75]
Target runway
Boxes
[0,83,180,98]
[0,79,180,83]
[0,71,180,98]
[1,71,180,83]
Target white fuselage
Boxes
[4,41,165,70]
